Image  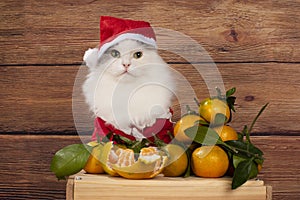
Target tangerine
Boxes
[213,125,238,141]
[191,145,229,178]
[174,114,204,143]
[83,144,104,174]
[199,98,230,125]
[162,144,188,177]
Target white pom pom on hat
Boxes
[98,16,157,59]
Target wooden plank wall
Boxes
[0,0,299,199]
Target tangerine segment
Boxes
[192,145,229,178]
[115,148,135,167]
[112,146,167,179]
[99,142,119,176]
[139,147,162,164]
[101,142,167,179]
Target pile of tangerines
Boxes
[84,92,238,178]
[51,88,266,189]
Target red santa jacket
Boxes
[91,116,174,144]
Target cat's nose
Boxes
[123,63,131,69]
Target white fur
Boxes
[83,40,175,138]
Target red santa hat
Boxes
[98,16,157,58]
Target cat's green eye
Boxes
[111,50,120,58]
[133,51,143,59]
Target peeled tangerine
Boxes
[100,142,167,179]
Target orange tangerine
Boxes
[192,146,229,178]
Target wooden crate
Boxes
[67,172,272,200]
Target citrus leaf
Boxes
[50,144,92,180]
[214,113,228,125]
[233,154,247,168]
[225,140,264,158]
[254,158,264,165]
[247,142,264,156]
[226,87,236,97]
[237,132,244,141]
[227,96,236,112]
[194,119,209,126]
[225,140,248,151]
[116,134,136,146]
[102,132,112,143]
[185,126,223,146]
[226,87,236,114]
[249,161,259,179]
[232,158,253,189]
[183,147,192,178]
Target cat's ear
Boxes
[83,48,98,69]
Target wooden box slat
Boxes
[67,172,271,200]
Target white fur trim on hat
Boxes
[83,48,98,68]
[98,33,157,59]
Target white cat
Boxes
[83,39,175,140]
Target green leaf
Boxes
[247,142,264,156]
[129,138,155,153]
[117,135,136,146]
[249,161,259,179]
[226,87,236,97]
[225,140,263,157]
[227,96,236,112]
[185,126,223,146]
[214,113,228,126]
[50,144,92,180]
[194,119,209,126]
[233,154,247,168]
[183,147,193,178]
[254,158,264,165]
[237,132,244,141]
[226,140,248,151]
[232,158,253,189]
[102,132,112,143]
[226,87,236,114]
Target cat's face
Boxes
[98,40,159,78]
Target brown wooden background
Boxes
[1,0,299,199]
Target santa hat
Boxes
[98,16,157,58]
